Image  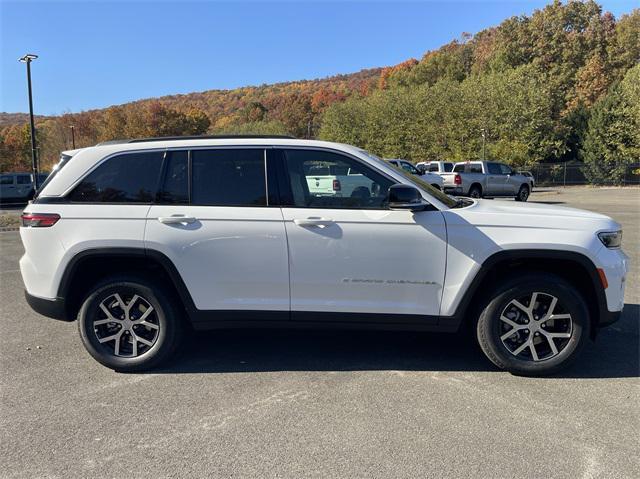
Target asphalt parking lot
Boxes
[1,187,638,478]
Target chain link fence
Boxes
[526,162,640,187]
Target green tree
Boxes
[582,65,640,184]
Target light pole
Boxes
[19,53,39,190]
[480,128,486,161]
[70,125,76,149]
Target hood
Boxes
[449,199,620,232]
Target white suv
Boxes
[20,136,628,375]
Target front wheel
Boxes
[77,276,183,371]
[476,274,590,376]
[515,184,530,202]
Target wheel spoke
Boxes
[544,334,559,356]
[139,320,159,330]
[546,332,571,339]
[549,313,571,321]
[93,318,117,326]
[512,340,531,356]
[130,335,137,356]
[529,293,539,312]
[511,300,531,315]
[99,303,118,321]
[530,342,539,361]
[113,293,127,312]
[499,315,523,329]
[98,331,122,344]
[546,296,558,318]
[135,335,154,347]
[114,335,121,355]
[135,306,155,323]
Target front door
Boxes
[145,148,290,313]
[277,148,447,319]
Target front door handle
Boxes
[293,217,334,227]
[158,215,196,224]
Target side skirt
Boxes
[190,310,461,333]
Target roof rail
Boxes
[96,134,296,146]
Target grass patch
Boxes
[0,214,20,228]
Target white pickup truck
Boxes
[305,164,374,197]
[416,161,455,174]
[441,161,532,201]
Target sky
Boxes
[1,0,636,115]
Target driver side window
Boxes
[282,149,394,209]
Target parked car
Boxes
[304,163,375,198]
[441,161,531,201]
[20,136,627,376]
[518,170,535,190]
[416,161,455,174]
[386,159,444,190]
[0,172,48,203]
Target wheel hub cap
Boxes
[499,292,573,362]
[93,293,160,358]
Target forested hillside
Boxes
[1,1,638,183]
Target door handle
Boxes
[158,215,197,224]
[293,217,334,227]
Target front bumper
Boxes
[24,291,69,321]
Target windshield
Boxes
[357,149,459,208]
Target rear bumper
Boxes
[24,291,69,321]
[444,187,463,195]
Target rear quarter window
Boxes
[69,151,164,203]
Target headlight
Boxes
[598,230,622,249]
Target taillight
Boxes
[333,179,341,191]
[454,174,462,185]
[21,213,60,228]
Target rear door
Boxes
[277,148,447,319]
[144,148,290,314]
[486,162,506,195]
[500,163,518,195]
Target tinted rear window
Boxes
[191,149,266,206]
[69,151,163,203]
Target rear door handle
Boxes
[293,217,334,227]
[158,215,196,224]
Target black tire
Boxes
[476,273,590,376]
[468,185,482,199]
[515,184,530,202]
[77,275,183,372]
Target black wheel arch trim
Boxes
[451,249,612,331]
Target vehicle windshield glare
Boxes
[357,149,459,208]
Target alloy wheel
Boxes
[499,292,573,362]
[93,293,160,357]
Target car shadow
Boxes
[152,303,639,379]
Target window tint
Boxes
[157,151,188,204]
[400,161,419,174]
[1,176,14,185]
[487,163,501,174]
[499,164,513,175]
[69,151,163,203]
[283,149,394,209]
[17,175,31,185]
[453,163,483,174]
[444,163,453,172]
[192,149,266,206]
[428,164,439,172]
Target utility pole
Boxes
[71,125,76,149]
[480,128,486,161]
[19,54,39,190]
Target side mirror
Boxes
[388,184,429,211]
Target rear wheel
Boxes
[468,185,482,199]
[476,274,590,376]
[515,184,530,202]
[77,276,183,371]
